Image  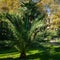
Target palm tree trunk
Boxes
[20,50,26,59]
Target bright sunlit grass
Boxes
[0,46,60,60]
[0,52,19,59]
[0,50,41,59]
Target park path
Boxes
[50,40,60,46]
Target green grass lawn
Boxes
[0,45,60,60]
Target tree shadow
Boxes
[0,47,18,54]
[51,53,60,60]
[0,42,60,60]
[0,48,60,60]
[54,47,60,52]
[26,52,50,60]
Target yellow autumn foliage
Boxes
[41,0,54,5]
[0,0,20,14]
[50,15,60,29]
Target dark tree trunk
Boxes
[20,51,26,59]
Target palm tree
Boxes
[0,1,46,59]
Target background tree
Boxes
[0,0,20,14]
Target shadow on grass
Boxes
[0,42,60,60]
[0,47,18,54]
[51,54,60,60]
[26,52,50,60]
[54,47,60,52]
[0,52,60,60]
[1,52,60,60]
